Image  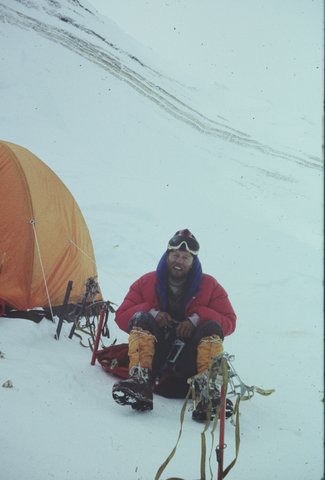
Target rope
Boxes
[30,219,54,321]
[69,240,125,287]
[69,239,97,264]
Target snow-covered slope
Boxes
[0,1,323,479]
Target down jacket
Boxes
[115,253,237,337]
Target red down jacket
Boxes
[115,271,236,337]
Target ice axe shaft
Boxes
[91,303,108,365]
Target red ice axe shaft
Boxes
[217,383,226,480]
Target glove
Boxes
[155,311,173,328]
[176,319,195,339]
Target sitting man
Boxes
[112,229,237,421]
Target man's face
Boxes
[167,250,194,280]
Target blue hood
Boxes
[156,252,202,312]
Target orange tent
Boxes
[0,140,102,312]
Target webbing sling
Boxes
[154,387,192,480]
[155,356,237,480]
[155,355,274,480]
[221,396,240,478]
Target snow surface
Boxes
[0,1,324,479]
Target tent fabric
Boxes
[0,140,102,311]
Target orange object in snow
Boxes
[0,140,101,311]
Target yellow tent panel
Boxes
[0,140,101,311]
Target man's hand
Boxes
[155,311,173,328]
[176,319,195,339]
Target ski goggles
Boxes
[167,234,200,256]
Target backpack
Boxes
[96,343,129,379]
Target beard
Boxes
[167,263,189,282]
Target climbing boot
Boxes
[112,327,155,411]
[191,335,226,422]
[112,365,153,411]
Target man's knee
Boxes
[128,311,158,336]
[195,320,224,341]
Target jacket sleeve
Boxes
[114,277,154,333]
[188,277,237,337]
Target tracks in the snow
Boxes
[0,1,322,171]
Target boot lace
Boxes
[129,365,151,383]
